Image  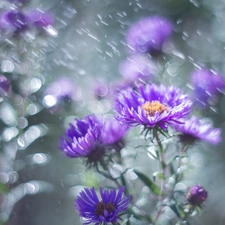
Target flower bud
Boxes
[187,185,207,206]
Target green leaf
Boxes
[153,172,165,182]
[133,170,162,195]
[169,204,180,218]
[0,182,8,193]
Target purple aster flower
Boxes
[60,115,129,166]
[115,84,192,130]
[75,186,130,225]
[28,9,54,28]
[173,116,221,145]
[126,16,173,54]
[0,75,11,94]
[119,54,157,83]
[187,185,207,206]
[191,68,225,107]
[59,115,105,167]
[0,10,28,34]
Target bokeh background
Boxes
[1,0,225,224]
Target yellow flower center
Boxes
[142,101,168,116]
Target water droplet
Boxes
[147,146,157,159]
[2,127,18,142]
[24,182,40,194]
[0,173,9,184]
[30,78,42,93]
[126,169,138,180]
[17,137,26,148]
[27,103,41,115]
[1,60,14,73]
[44,25,58,37]
[43,95,57,107]
[18,117,28,129]
[32,153,48,164]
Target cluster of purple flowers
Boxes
[0,9,54,35]
[57,14,225,225]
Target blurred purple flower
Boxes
[126,16,173,54]
[75,186,130,225]
[187,185,207,206]
[28,9,54,28]
[59,115,128,167]
[0,10,28,34]
[43,77,78,107]
[102,117,129,152]
[191,68,225,107]
[173,116,221,145]
[0,75,11,94]
[115,84,192,129]
[119,54,157,83]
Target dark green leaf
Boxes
[134,170,162,195]
[170,204,180,218]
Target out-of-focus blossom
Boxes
[173,116,221,145]
[102,117,129,152]
[191,68,225,107]
[126,16,173,54]
[187,185,207,206]
[0,75,11,94]
[115,84,192,130]
[59,115,128,167]
[43,77,77,107]
[27,9,54,29]
[75,186,130,225]
[0,10,28,34]
[119,54,157,83]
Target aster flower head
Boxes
[59,115,105,167]
[119,54,157,83]
[0,10,28,34]
[75,186,130,225]
[187,185,207,206]
[115,84,192,130]
[173,116,221,145]
[126,16,173,54]
[191,68,225,107]
[0,75,11,94]
[60,115,129,167]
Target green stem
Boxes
[153,128,166,224]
